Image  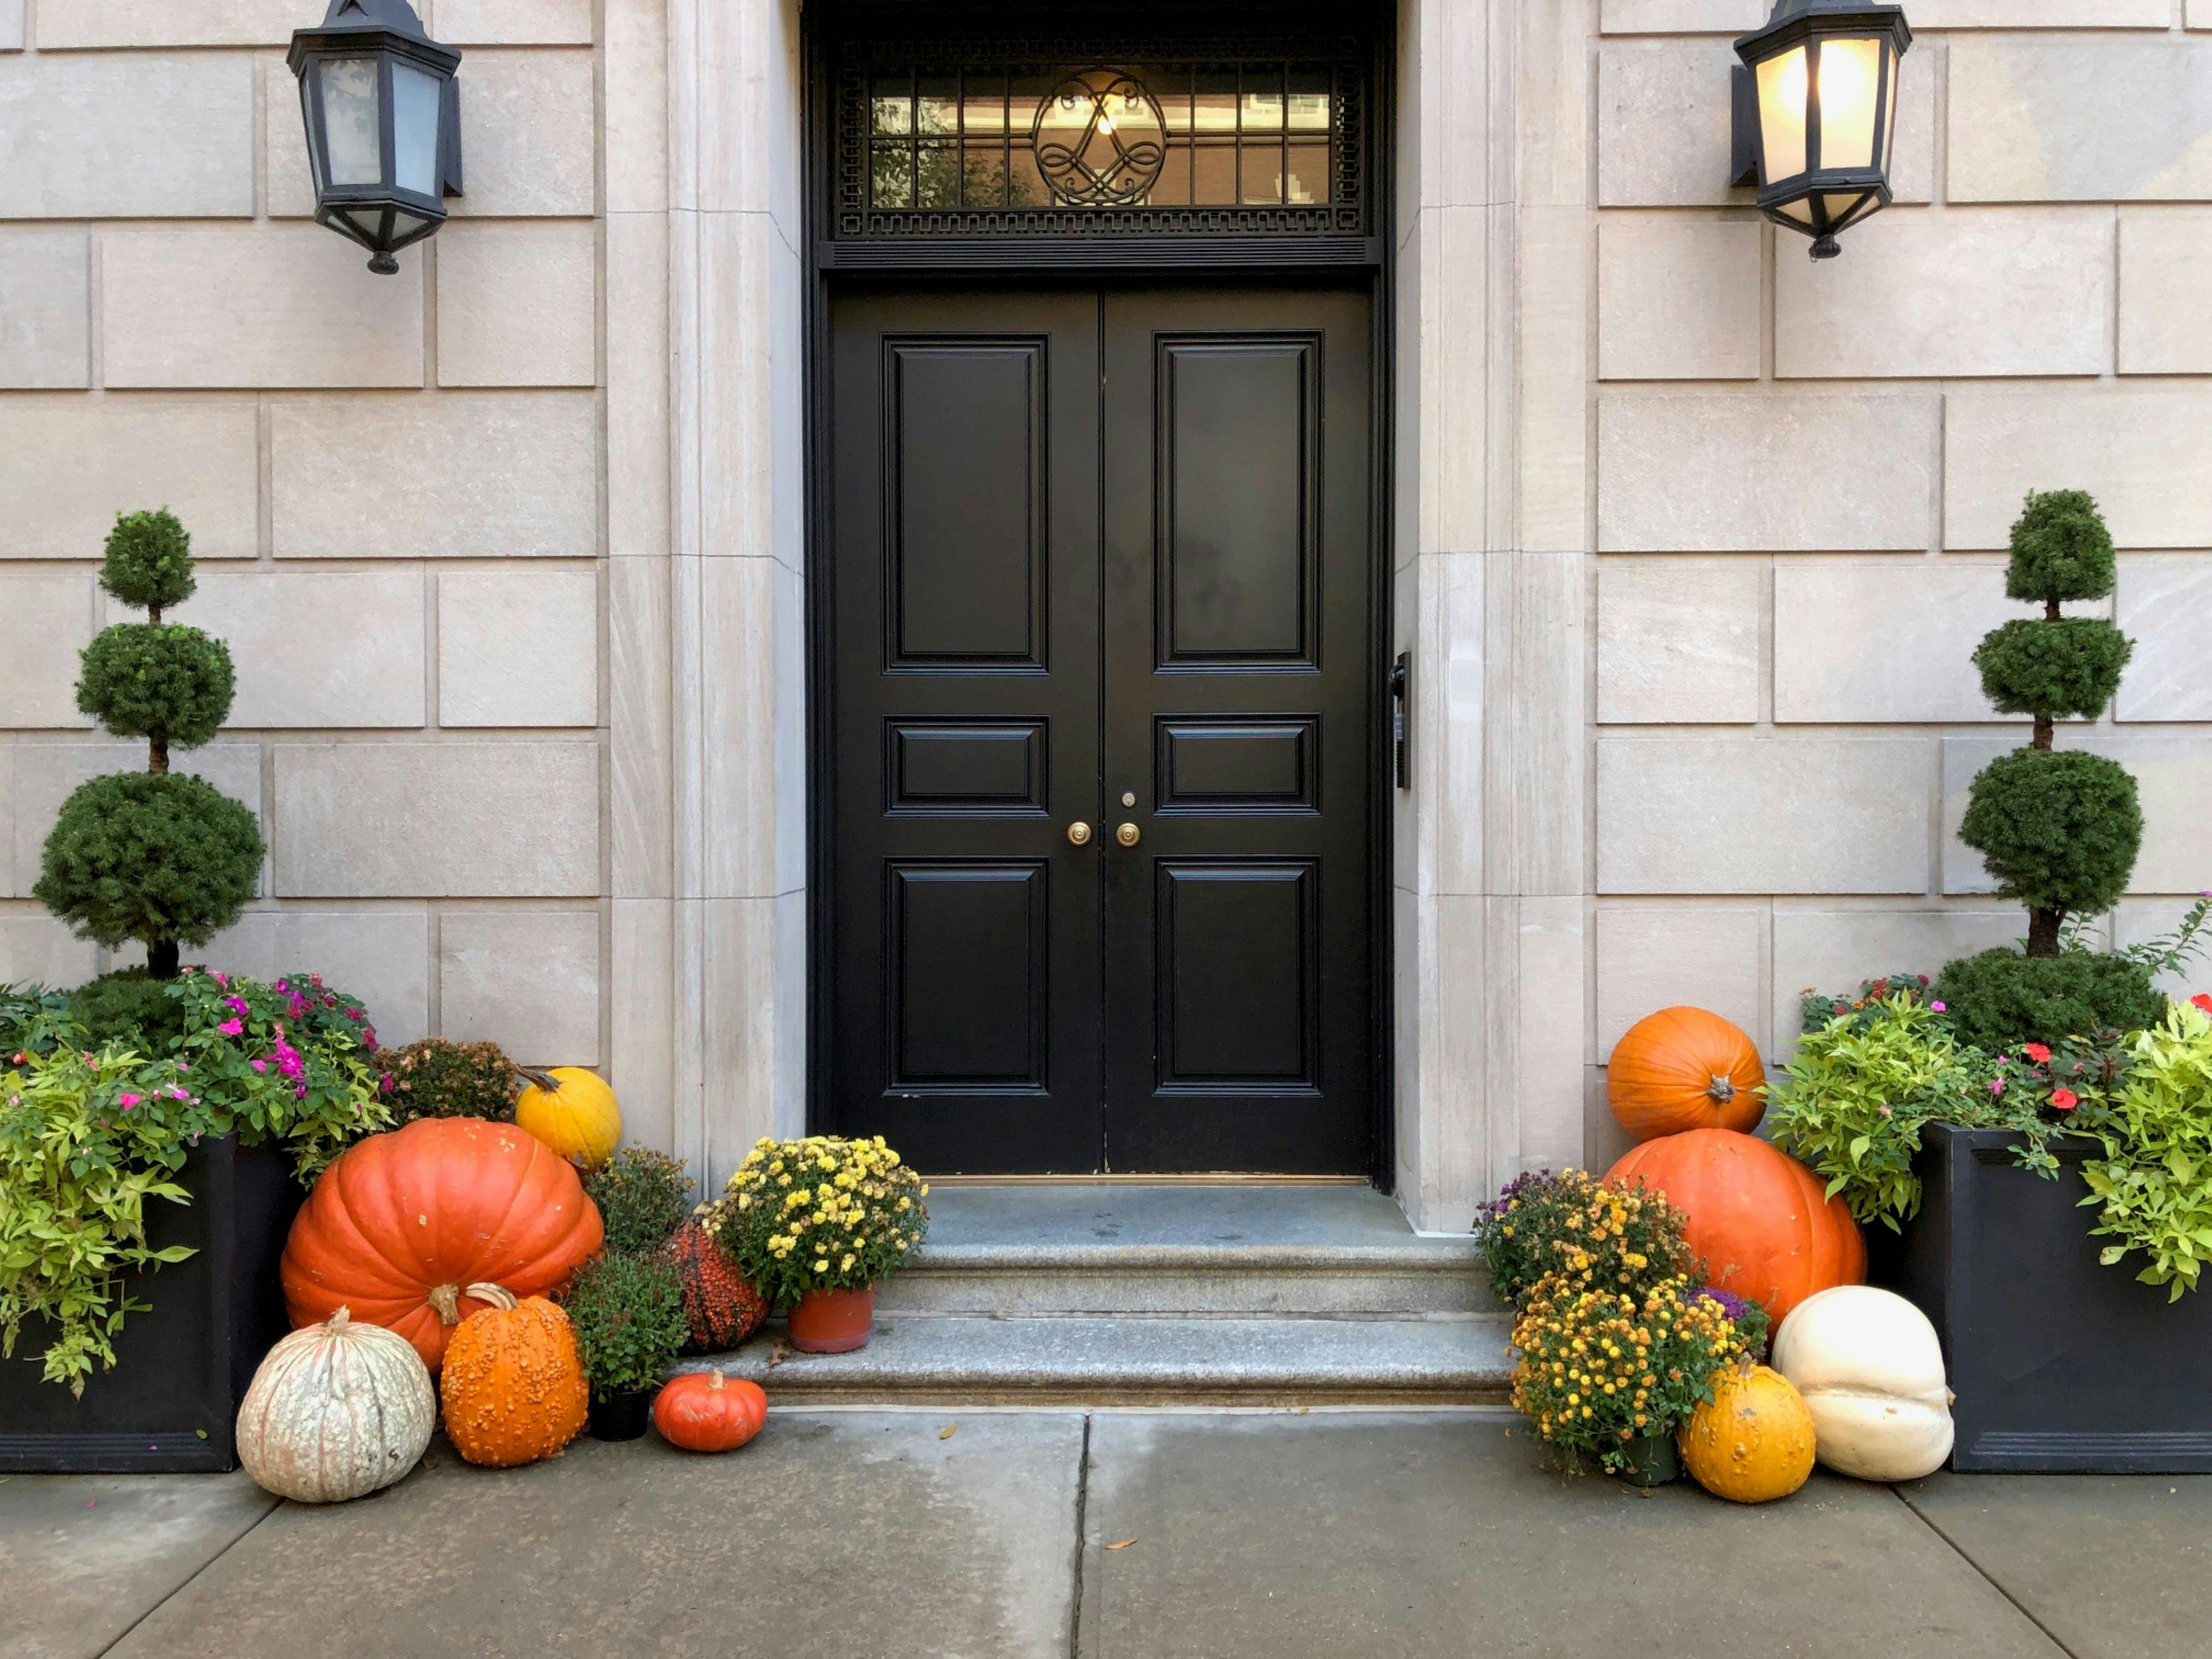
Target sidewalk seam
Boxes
[95,1496,281,1658]
[1889,1486,2082,1659]
[1069,1412,1093,1659]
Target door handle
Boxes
[1115,822,1141,848]
[1067,821,1093,846]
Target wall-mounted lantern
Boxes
[1732,0,1911,260]
[289,0,463,274]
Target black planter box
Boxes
[1868,1123,2212,1474]
[0,1134,303,1473]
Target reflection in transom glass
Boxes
[868,62,1334,211]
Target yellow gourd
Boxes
[1679,1359,1816,1504]
[514,1066,622,1168]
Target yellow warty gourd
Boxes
[1679,1359,1817,1504]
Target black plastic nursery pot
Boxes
[588,1387,658,1442]
[1868,1124,2212,1474]
[0,1134,304,1473]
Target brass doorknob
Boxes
[1067,821,1093,846]
[1115,822,1141,848]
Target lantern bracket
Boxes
[1729,64,1760,189]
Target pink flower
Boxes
[294,1084,308,1099]
[178,1061,190,1073]
[249,1058,267,1073]
[169,1087,189,1100]
[2051,1088,2079,1111]
[1990,1078,2006,1095]
[345,1008,363,1023]
[379,1074,395,1093]
[118,1093,141,1109]
[1931,1000,1947,1013]
[223,996,249,1017]
[274,979,289,993]
[211,972,228,988]
[217,1019,243,1037]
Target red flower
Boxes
[2192,993,2212,1018]
[2050,1088,2079,1112]
[2023,1042,2052,1065]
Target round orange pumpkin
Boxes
[1607,1006,1766,1140]
[439,1282,589,1468]
[663,1220,768,1353]
[281,1117,604,1372]
[1605,1128,1863,1325]
[1679,1358,1817,1504]
[653,1369,768,1453]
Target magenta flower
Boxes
[118,1093,141,1109]
[250,1058,267,1073]
[294,1084,308,1099]
[217,1019,243,1037]
[223,996,249,1018]
[1990,1077,2005,1095]
[1931,1000,1947,1012]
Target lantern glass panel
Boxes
[392,60,444,197]
[1755,46,1809,181]
[319,56,383,186]
[1815,37,1882,170]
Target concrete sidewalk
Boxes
[3,1410,2205,1659]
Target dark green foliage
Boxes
[584,1146,696,1255]
[100,509,196,615]
[32,772,263,952]
[1959,747,2141,920]
[1973,617,2131,722]
[384,1037,521,1123]
[2006,489,2116,603]
[1933,948,2165,1052]
[0,983,73,1058]
[559,1249,690,1399]
[75,624,236,749]
[66,969,188,1054]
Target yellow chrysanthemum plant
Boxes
[700,1135,930,1308]
[1509,1272,1759,1476]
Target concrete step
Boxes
[676,1312,1516,1407]
[875,1183,1495,1317]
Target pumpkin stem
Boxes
[708,1369,725,1390]
[465,1281,519,1312]
[327,1306,353,1335]
[427,1283,462,1324]
[515,1067,561,1094]
[1707,1075,1736,1104]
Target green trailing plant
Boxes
[2079,1002,2212,1300]
[559,1249,690,1400]
[383,1037,521,1124]
[1937,490,2156,1047]
[33,510,263,980]
[584,1146,696,1255]
[0,983,72,1058]
[1,1021,222,1393]
[1473,1168,1700,1311]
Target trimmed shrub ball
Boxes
[33,771,263,956]
[67,969,188,1053]
[98,508,197,614]
[1957,747,2141,924]
[75,623,237,748]
[1933,948,2164,1051]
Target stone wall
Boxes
[0,4,608,1075]
[1588,1,2212,1168]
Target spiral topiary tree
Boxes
[33,510,263,982]
[1933,491,2163,1050]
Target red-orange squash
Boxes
[281,1117,604,1372]
[1607,1006,1766,1140]
[1605,1128,1863,1325]
[439,1283,589,1468]
[663,1220,768,1353]
[653,1369,768,1453]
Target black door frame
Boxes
[798,2,1399,1186]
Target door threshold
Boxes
[921,1172,1373,1187]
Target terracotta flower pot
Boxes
[787,1285,874,1353]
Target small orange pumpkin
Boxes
[653,1369,768,1453]
[1608,1006,1766,1140]
[1679,1358,1817,1504]
[438,1282,588,1468]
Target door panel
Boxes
[830,289,1103,1173]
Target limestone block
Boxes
[1942,736,2212,896]
[1917,1,2167,21]
[2119,209,2212,374]
[273,741,598,896]
[1776,208,2111,379]
[1519,207,1588,552]
[2116,900,2212,998]
[1599,0,1761,29]
[1598,39,1932,208]
[1599,393,1937,551]
[610,557,672,898]
[438,910,601,1066]
[1598,214,1761,380]
[1596,906,1766,1056]
[1772,908,2022,1048]
[1598,737,1931,894]
[1950,38,2212,202]
[101,227,422,389]
[1,1,19,49]
[2116,556,2212,723]
[34,2,301,45]
[8,742,261,900]
[2196,0,2212,27]
[434,0,593,44]
[1773,562,2049,725]
[1484,551,1585,900]
[607,212,671,558]
[436,567,598,727]
[436,222,597,388]
[1595,558,1762,724]
[173,571,427,728]
[604,0,669,212]
[0,913,96,988]
[0,229,88,388]
[1945,392,2212,551]
[611,898,674,1149]
[0,398,258,561]
[270,393,597,557]
[0,572,95,728]
[0,53,252,218]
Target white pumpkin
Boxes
[237,1306,437,1503]
[1771,1285,1954,1483]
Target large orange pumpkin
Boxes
[439,1283,589,1468]
[281,1117,604,1371]
[1607,1006,1766,1140]
[1605,1128,1863,1324]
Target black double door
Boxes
[827,283,1374,1174]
